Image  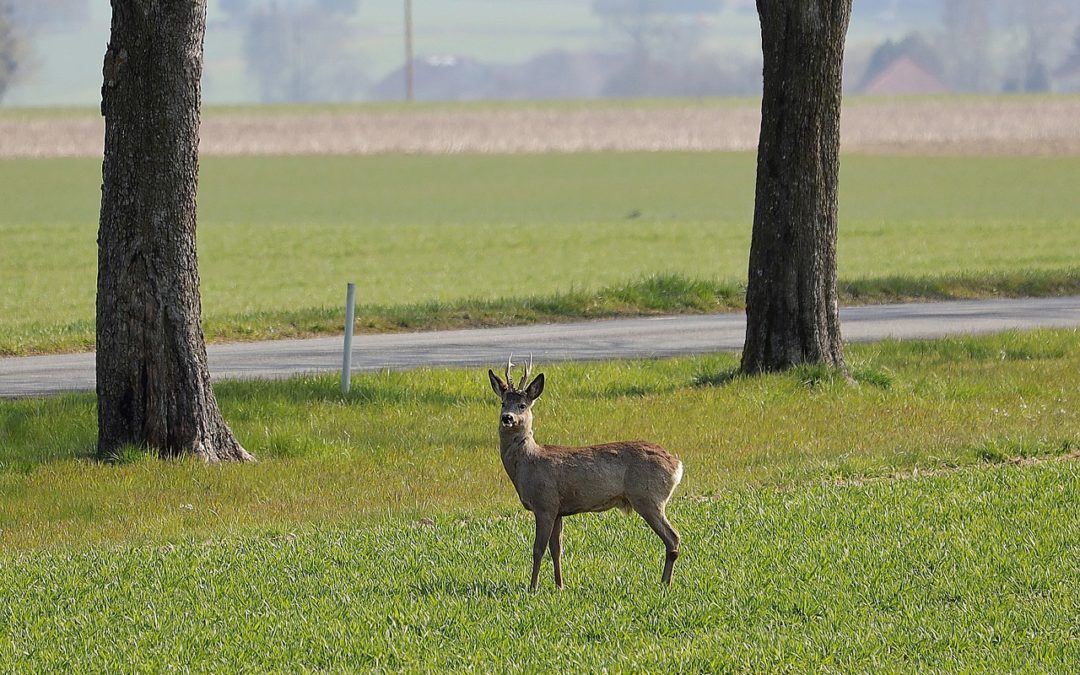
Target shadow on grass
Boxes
[692,363,894,390]
[692,368,743,388]
[603,384,657,398]
[975,438,1077,464]
[0,393,97,473]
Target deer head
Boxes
[488,353,544,431]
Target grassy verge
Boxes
[6,269,1080,356]
[3,274,741,355]
[839,268,1080,303]
[4,152,1080,355]
[3,329,1079,551]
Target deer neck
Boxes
[499,424,540,473]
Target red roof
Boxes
[861,56,949,95]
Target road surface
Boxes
[2,296,1079,398]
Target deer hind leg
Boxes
[632,501,681,586]
[548,516,564,589]
[530,512,557,592]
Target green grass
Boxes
[4,152,1080,355]
[2,461,1078,671]
[3,329,1080,551]
[15,269,1080,356]
[3,330,1080,669]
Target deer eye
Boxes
[517,403,526,410]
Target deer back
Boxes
[518,440,681,516]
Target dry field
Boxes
[1,98,1079,158]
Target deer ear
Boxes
[488,369,508,398]
[525,373,545,401]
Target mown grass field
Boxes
[2,330,1080,669]
[3,152,1080,355]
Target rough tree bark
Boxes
[740,0,852,375]
[97,0,252,462]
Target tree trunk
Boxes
[740,0,852,375]
[97,0,252,462]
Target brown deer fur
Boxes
[488,361,683,591]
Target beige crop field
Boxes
[2,97,1079,158]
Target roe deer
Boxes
[488,356,683,591]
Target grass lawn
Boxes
[2,329,1080,669]
[3,152,1080,355]
[2,329,1078,546]
[3,461,1077,671]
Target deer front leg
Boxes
[548,516,564,589]
[530,511,557,592]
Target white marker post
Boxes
[341,282,356,394]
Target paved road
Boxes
[3,296,1080,399]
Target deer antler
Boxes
[505,353,515,390]
[517,353,533,390]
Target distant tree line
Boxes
[221,0,367,103]
[592,0,761,97]
[7,0,1080,105]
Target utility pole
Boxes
[404,0,415,102]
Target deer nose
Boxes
[501,414,514,426]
